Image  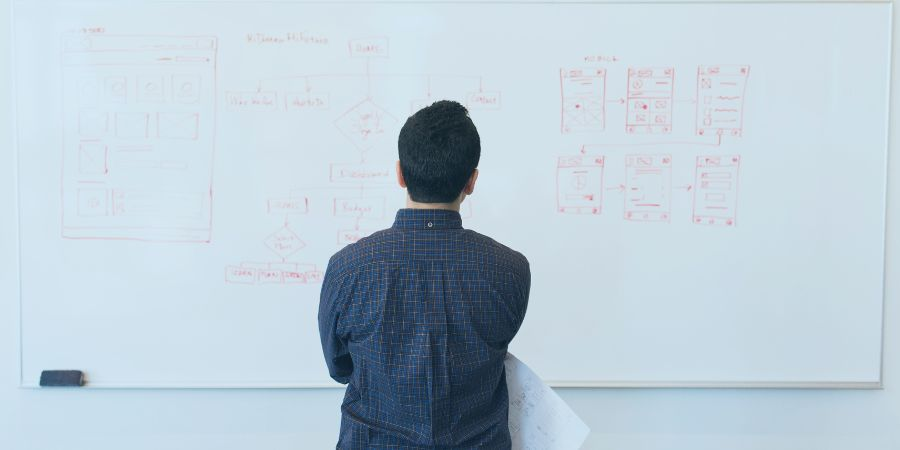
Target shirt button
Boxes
[426,222,433,228]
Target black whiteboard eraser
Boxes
[39,370,85,387]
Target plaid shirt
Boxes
[319,208,531,449]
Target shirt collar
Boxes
[392,208,463,230]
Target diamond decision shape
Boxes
[334,99,397,151]
[265,226,305,259]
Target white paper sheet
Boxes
[505,353,591,450]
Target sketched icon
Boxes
[562,97,604,131]
[334,99,397,151]
[157,112,199,140]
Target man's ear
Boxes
[463,169,479,195]
[396,160,407,188]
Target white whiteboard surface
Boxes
[13,1,890,388]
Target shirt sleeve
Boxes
[318,256,353,384]
[507,255,532,343]
[519,260,531,325]
[516,259,531,331]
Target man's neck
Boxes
[406,196,462,212]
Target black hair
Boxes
[398,100,481,203]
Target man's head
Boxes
[397,100,480,205]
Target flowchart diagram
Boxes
[222,36,485,284]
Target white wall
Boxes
[2,1,899,449]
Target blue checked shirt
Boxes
[319,208,531,449]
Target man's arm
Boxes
[506,255,532,344]
[318,257,353,384]
[515,259,531,333]
[519,260,531,325]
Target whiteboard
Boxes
[13,1,891,388]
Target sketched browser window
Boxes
[60,35,217,242]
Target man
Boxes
[318,100,531,449]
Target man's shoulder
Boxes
[325,226,529,277]
[324,228,394,275]
[460,229,530,275]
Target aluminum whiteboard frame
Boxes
[12,0,893,390]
